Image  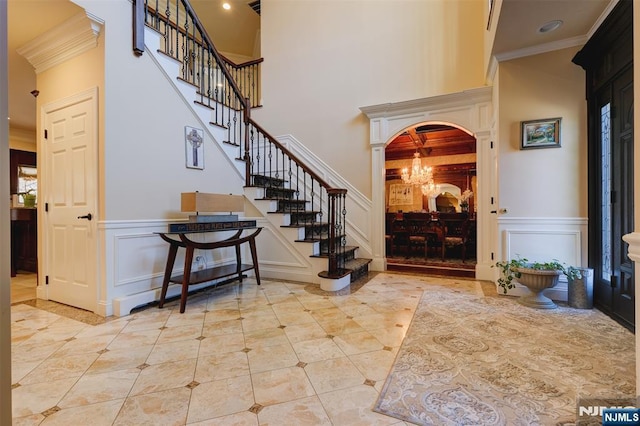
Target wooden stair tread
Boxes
[310,246,358,258]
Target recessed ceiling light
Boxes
[538,20,563,34]
[223,2,231,10]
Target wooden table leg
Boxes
[180,245,194,313]
[235,240,243,283]
[249,234,261,286]
[159,243,178,308]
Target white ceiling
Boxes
[493,0,613,60]
[6,0,615,133]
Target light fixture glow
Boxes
[222,2,231,10]
[538,20,563,34]
[421,182,441,198]
[401,152,434,187]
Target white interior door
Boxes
[43,88,98,312]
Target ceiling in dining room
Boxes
[385,125,477,162]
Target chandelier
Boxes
[421,182,441,198]
[401,152,434,186]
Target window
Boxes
[600,103,611,280]
[17,165,37,204]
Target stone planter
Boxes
[514,267,562,309]
[568,267,594,309]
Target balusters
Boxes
[141,0,346,277]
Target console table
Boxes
[157,227,262,313]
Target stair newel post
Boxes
[243,97,251,187]
[339,191,346,271]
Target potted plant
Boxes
[494,256,582,309]
[18,189,36,208]
[457,189,473,212]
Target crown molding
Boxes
[359,86,492,119]
[494,35,586,62]
[587,0,619,39]
[17,11,104,74]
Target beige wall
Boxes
[498,46,587,218]
[74,0,246,220]
[8,127,36,151]
[255,0,485,199]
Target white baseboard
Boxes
[113,270,258,316]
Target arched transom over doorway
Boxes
[359,86,496,281]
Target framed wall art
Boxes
[521,117,561,149]
[185,126,204,169]
[388,184,413,206]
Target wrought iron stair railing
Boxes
[139,0,349,278]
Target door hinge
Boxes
[490,141,494,149]
[45,275,49,285]
[45,202,48,212]
[611,190,617,204]
[44,129,48,139]
[491,252,494,261]
[611,275,617,288]
[491,196,494,205]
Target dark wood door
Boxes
[609,67,634,328]
[573,0,634,331]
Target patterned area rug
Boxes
[373,280,635,425]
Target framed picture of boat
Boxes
[521,117,561,149]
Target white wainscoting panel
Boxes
[100,219,261,317]
[496,216,588,301]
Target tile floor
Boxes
[11,272,446,425]
[10,272,37,304]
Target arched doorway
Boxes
[384,124,477,277]
[360,87,496,281]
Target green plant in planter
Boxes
[18,189,36,208]
[493,256,582,294]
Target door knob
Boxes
[77,213,92,221]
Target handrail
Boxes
[145,1,248,111]
[181,0,248,109]
[141,0,349,278]
[247,118,333,190]
[219,54,264,69]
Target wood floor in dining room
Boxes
[386,251,476,278]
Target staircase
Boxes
[138,0,371,290]
[246,174,371,289]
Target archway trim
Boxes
[360,86,495,279]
